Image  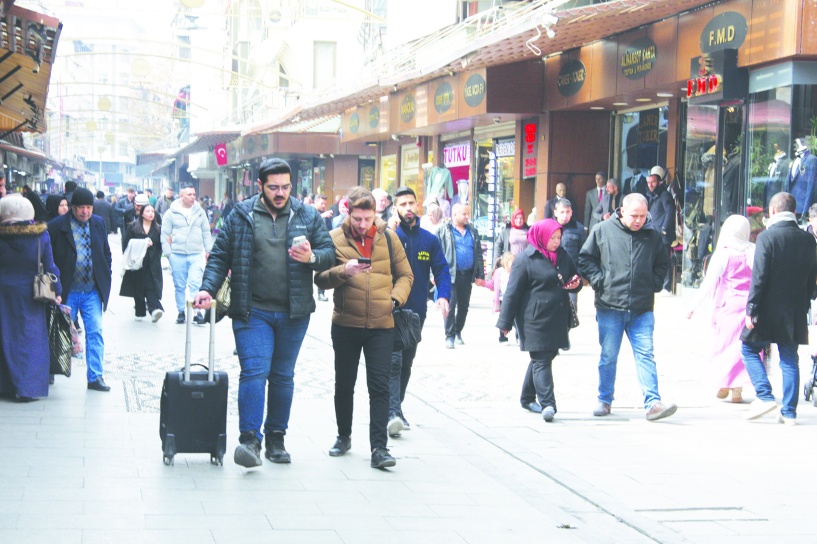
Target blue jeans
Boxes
[169,253,204,313]
[596,308,661,409]
[233,309,310,441]
[742,341,800,419]
[66,289,105,383]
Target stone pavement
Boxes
[1,234,816,543]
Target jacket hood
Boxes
[169,199,203,215]
[0,221,47,237]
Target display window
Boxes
[380,154,397,193]
[400,144,421,202]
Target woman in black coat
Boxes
[497,218,581,423]
[120,204,164,322]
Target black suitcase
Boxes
[159,301,228,466]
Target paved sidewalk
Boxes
[1,236,816,543]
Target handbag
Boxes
[33,238,58,304]
[47,304,74,377]
[384,231,422,351]
[568,300,580,329]
[214,274,230,322]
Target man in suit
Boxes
[93,190,114,233]
[741,192,817,425]
[48,188,113,392]
[543,182,567,219]
[593,178,621,224]
[584,171,606,233]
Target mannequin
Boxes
[623,168,647,197]
[785,137,817,215]
[765,142,789,207]
[425,165,453,212]
[451,179,469,207]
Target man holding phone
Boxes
[195,158,334,468]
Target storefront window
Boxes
[312,158,325,197]
[380,154,397,193]
[617,107,668,190]
[359,159,375,190]
[400,144,421,202]
[475,138,515,268]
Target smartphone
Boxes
[358,257,372,265]
[292,235,307,247]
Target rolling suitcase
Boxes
[159,301,228,466]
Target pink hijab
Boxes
[527,218,562,266]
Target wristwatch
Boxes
[308,253,316,264]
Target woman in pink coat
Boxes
[687,215,754,403]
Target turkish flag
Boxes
[214,143,228,166]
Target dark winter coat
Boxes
[395,221,451,319]
[119,219,163,300]
[559,218,586,268]
[48,213,113,309]
[578,212,669,314]
[93,197,114,233]
[496,245,581,352]
[200,195,335,320]
[0,222,62,398]
[742,219,817,345]
[437,222,485,283]
[645,184,676,244]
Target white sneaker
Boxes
[151,309,163,323]
[777,412,797,426]
[387,416,404,438]
[134,316,145,322]
[744,399,778,420]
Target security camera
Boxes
[492,117,501,124]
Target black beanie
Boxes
[71,188,94,206]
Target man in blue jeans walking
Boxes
[579,193,677,421]
[741,192,817,425]
[195,158,334,468]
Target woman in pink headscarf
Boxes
[497,219,582,422]
[495,208,529,259]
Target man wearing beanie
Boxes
[48,188,113,392]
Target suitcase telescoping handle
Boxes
[184,300,217,382]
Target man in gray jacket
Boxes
[161,184,212,324]
[578,193,676,421]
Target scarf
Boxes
[715,215,753,255]
[765,210,797,229]
[527,218,562,266]
[511,208,526,229]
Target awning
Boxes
[0,5,62,135]
[0,140,61,166]
[244,0,719,136]
[172,130,241,158]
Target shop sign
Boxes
[246,137,255,154]
[349,112,360,133]
[495,138,515,158]
[621,37,657,80]
[434,81,454,114]
[700,12,748,54]
[638,110,659,144]
[687,53,723,98]
[400,94,416,123]
[260,134,269,150]
[556,59,585,97]
[368,106,380,129]
[463,73,486,108]
[522,120,538,178]
[443,143,471,168]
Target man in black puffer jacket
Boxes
[195,158,334,469]
[578,193,676,423]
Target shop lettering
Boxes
[524,158,537,178]
[464,82,485,98]
[435,92,451,107]
[621,46,656,77]
[556,69,585,87]
[495,141,515,157]
[349,112,360,133]
[708,25,736,48]
[401,101,415,116]
[368,108,379,127]
[686,74,721,98]
[444,144,471,167]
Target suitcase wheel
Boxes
[163,455,174,466]
[211,454,223,466]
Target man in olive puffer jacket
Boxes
[195,158,334,469]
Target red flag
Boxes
[214,143,228,166]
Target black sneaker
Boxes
[193,312,206,325]
[264,431,291,464]
[328,435,351,457]
[371,447,396,469]
[175,312,185,324]
[234,431,262,468]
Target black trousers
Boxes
[134,272,164,317]
[331,324,394,450]
[520,350,558,411]
[444,270,473,338]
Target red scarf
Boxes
[526,218,562,266]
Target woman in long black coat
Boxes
[497,218,581,423]
[120,204,164,322]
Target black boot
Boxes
[264,431,291,464]
[234,431,262,468]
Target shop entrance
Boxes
[681,102,745,288]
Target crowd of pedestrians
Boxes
[2,158,817,474]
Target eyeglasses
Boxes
[267,184,291,193]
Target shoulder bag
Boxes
[384,231,422,351]
[34,237,59,304]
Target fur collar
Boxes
[0,222,47,237]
